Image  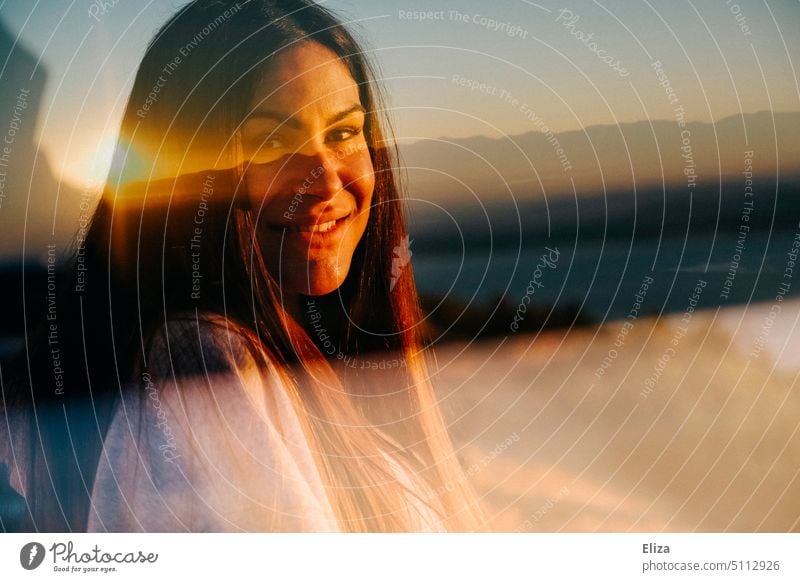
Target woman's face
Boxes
[243,42,375,297]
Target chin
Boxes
[300,279,344,297]
[290,263,350,297]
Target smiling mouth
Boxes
[273,213,352,237]
[296,216,346,233]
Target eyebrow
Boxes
[245,104,366,129]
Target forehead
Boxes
[249,41,361,115]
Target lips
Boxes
[271,212,354,241]
[295,214,349,233]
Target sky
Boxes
[1,0,799,189]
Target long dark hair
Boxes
[5,0,483,532]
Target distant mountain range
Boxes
[399,111,800,250]
[398,110,800,204]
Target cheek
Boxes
[244,164,276,211]
[350,159,375,240]
[346,149,376,208]
[355,173,375,210]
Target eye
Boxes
[260,136,285,150]
[242,131,286,151]
[243,134,288,163]
[326,125,362,143]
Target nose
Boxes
[293,143,344,202]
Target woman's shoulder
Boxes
[144,312,263,379]
[90,313,336,532]
[140,311,285,427]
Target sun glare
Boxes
[81,133,119,188]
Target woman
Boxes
[1,0,483,532]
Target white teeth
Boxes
[298,219,338,233]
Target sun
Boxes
[70,132,150,192]
[64,132,119,190]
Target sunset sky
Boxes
[1,0,799,188]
